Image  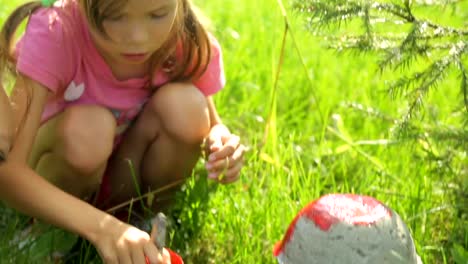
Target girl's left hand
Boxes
[204,124,245,184]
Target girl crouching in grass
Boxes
[0,0,245,262]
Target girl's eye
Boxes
[150,13,168,20]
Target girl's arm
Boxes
[206,96,222,126]
[0,85,13,161]
[7,74,47,163]
[0,74,166,264]
[1,74,106,238]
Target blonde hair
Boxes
[0,0,212,86]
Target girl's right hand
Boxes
[90,218,171,264]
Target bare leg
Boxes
[28,105,116,199]
[106,83,211,212]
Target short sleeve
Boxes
[16,8,77,93]
[193,35,226,96]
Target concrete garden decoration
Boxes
[274,194,423,264]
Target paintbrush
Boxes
[151,212,167,251]
[146,212,167,264]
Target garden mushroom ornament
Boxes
[274,194,423,264]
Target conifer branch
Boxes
[293,0,468,122]
[454,54,468,112]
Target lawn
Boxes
[0,0,466,263]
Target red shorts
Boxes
[95,168,112,209]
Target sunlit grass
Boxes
[1,0,466,263]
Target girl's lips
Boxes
[121,53,148,61]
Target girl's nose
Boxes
[126,24,149,44]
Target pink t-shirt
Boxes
[16,0,225,136]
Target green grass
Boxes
[1,0,467,263]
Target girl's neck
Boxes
[107,60,149,81]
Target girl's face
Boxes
[90,0,178,73]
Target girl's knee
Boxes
[150,83,211,144]
[57,105,116,174]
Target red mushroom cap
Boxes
[273,194,391,257]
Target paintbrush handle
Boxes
[151,212,167,250]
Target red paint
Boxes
[145,249,184,264]
[169,250,184,264]
[273,194,392,256]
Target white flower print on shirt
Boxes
[64,81,85,102]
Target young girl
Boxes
[0,0,245,263]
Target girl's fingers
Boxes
[206,144,245,172]
[161,248,171,263]
[143,242,162,264]
[207,170,221,180]
[208,136,223,152]
[208,150,244,183]
[101,254,118,264]
[205,133,245,184]
[206,125,230,153]
[117,251,132,264]
[208,135,240,161]
[232,144,245,163]
[219,162,243,184]
[97,244,119,264]
[131,248,147,264]
[206,155,233,172]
